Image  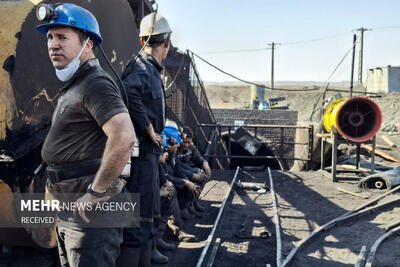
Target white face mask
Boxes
[55,38,90,82]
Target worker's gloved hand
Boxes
[73,193,110,223]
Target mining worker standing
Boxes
[36,3,135,267]
[117,13,172,267]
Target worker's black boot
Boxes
[151,240,168,264]
[194,200,206,212]
[188,203,203,218]
[116,247,140,267]
[181,208,195,220]
[156,237,175,251]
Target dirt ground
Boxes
[205,85,400,129]
[159,169,400,267]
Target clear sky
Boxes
[157,0,400,84]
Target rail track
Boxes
[191,168,400,267]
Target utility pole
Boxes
[355,27,371,87]
[350,34,357,98]
[268,42,281,89]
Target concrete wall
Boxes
[388,67,400,93]
[212,109,298,169]
[366,66,400,94]
[366,67,388,94]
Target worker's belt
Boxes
[137,142,162,155]
[46,158,101,184]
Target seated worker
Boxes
[178,126,212,179]
[161,122,201,219]
[151,151,175,265]
[178,126,212,212]
[159,140,196,242]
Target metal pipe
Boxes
[354,245,366,267]
[365,225,400,267]
[196,167,240,267]
[281,186,400,266]
[268,167,282,267]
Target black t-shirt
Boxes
[41,59,128,164]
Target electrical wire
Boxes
[281,31,350,45]
[203,48,270,54]
[188,50,320,92]
[164,51,187,97]
[323,36,358,87]
[309,36,358,121]
[105,5,158,108]
[99,45,129,109]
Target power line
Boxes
[309,36,359,121]
[281,31,350,45]
[323,36,358,87]
[202,48,270,54]
[188,50,320,92]
[200,26,400,55]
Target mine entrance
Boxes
[221,130,282,170]
[197,123,313,171]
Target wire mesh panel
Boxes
[163,47,217,159]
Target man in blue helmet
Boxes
[36,3,135,267]
[117,12,172,267]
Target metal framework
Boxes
[196,123,314,164]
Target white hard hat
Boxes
[139,12,172,38]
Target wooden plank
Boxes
[336,187,368,199]
[361,144,399,162]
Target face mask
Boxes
[55,38,90,82]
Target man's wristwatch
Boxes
[87,183,107,198]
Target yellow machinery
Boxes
[323,96,382,143]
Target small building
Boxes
[366,66,400,94]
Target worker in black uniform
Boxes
[36,3,135,267]
[179,126,212,212]
[117,12,172,267]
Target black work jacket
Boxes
[178,146,206,168]
[161,154,187,190]
[121,52,166,141]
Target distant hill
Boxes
[204,80,350,87]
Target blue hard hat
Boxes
[36,3,102,45]
[163,126,182,144]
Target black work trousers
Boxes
[123,143,161,247]
[57,220,123,267]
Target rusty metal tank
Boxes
[0,0,151,247]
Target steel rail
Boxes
[364,225,400,267]
[195,166,240,267]
[354,246,367,267]
[206,237,221,267]
[281,185,400,266]
[268,167,282,267]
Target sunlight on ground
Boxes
[221,241,250,254]
[194,223,213,228]
[308,247,358,265]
